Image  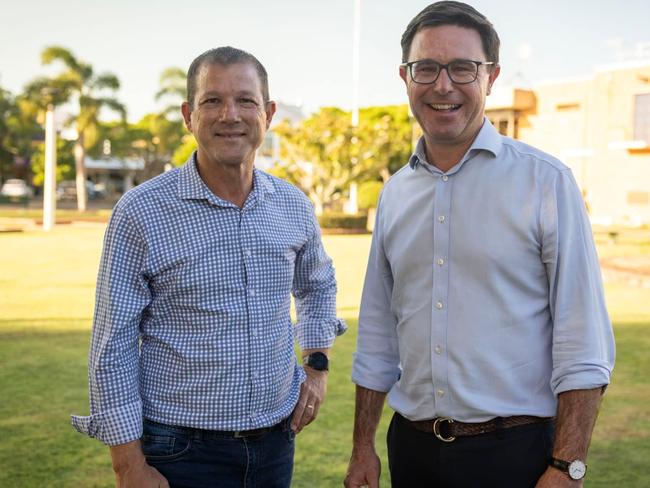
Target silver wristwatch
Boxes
[550,457,587,480]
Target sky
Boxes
[1,0,650,123]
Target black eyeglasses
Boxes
[401,59,495,85]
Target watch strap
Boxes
[549,457,587,480]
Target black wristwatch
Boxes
[303,352,329,371]
[549,457,587,480]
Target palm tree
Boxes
[40,46,125,211]
[155,67,186,118]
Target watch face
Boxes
[568,460,587,480]
[305,352,329,371]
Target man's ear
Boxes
[181,101,192,131]
[486,65,501,96]
[399,64,408,86]
[265,100,277,129]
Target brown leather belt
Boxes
[404,414,554,442]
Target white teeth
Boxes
[430,104,460,110]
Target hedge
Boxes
[317,212,367,229]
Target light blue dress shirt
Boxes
[352,119,614,423]
[72,155,346,446]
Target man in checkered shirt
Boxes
[72,46,346,488]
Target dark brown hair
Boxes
[401,1,500,65]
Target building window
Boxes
[634,93,650,143]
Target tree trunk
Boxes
[74,133,87,212]
[309,191,324,216]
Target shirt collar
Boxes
[408,117,503,172]
[177,152,275,207]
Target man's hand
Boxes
[344,445,381,488]
[536,467,582,488]
[114,461,169,488]
[291,365,328,433]
[110,440,169,488]
[344,386,387,488]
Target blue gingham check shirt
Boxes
[71,155,346,446]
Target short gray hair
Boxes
[186,46,270,109]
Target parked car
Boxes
[0,179,34,200]
[56,180,96,201]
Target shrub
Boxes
[318,212,367,229]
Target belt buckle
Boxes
[433,417,456,442]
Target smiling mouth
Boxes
[215,132,245,138]
[429,103,461,112]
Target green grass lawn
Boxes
[0,227,649,487]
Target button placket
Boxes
[431,171,452,411]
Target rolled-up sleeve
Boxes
[542,169,615,395]
[293,209,346,350]
[352,197,401,392]
[71,204,150,446]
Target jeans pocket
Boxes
[285,429,296,443]
[141,423,192,463]
[281,417,296,443]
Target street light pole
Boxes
[43,105,57,231]
[344,0,361,216]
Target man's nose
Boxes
[218,100,240,121]
[432,67,454,94]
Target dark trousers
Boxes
[387,413,554,488]
[141,418,295,488]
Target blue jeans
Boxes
[141,418,295,488]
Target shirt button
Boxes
[244,249,252,257]
[435,301,443,310]
[248,289,256,297]
[437,258,444,266]
[441,175,449,182]
[438,215,445,223]
[434,345,442,354]
[252,371,259,378]
[251,328,257,337]
[437,389,445,397]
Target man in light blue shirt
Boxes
[345,2,614,488]
[72,46,345,488]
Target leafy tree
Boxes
[39,46,126,211]
[153,67,191,169]
[271,105,412,213]
[358,105,413,181]
[357,180,384,210]
[0,87,18,182]
[0,86,48,184]
[30,138,75,186]
[87,67,187,182]
[0,88,24,183]
[172,135,197,166]
[130,113,185,178]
